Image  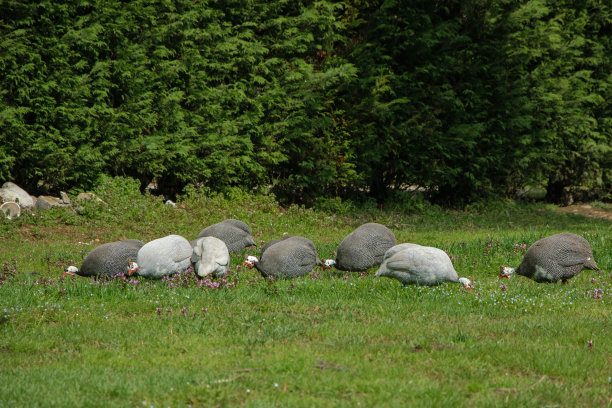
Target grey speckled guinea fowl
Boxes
[333,223,396,271]
[252,236,320,279]
[73,239,144,278]
[375,244,473,288]
[500,232,599,283]
[197,219,256,253]
[136,235,193,279]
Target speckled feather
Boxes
[79,239,144,278]
[255,236,319,279]
[335,223,396,271]
[516,232,599,283]
[197,219,256,253]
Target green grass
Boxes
[1,179,611,407]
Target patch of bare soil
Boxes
[557,204,612,222]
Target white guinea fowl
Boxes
[136,235,193,279]
[191,236,230,279]
[375,244,473,288]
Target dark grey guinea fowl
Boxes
[500,232,600,283]
[197,219,256,253]
[332,223,396,271]
[251,235,320,279]
[70,239,144,278]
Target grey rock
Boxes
[502,232,599,283]
[334,223,396,271]
[197,219,256,253]
[60,191,71,205]
[191,236,230,278]
[78,239,145,278]
[76,192,107,205]
[0,182,34,209]
[35,195,63,210]
[137,235,192,279]
[375,244,472,287]
[255,236,319,279]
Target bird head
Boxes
[459,277,474,290]
[127,261,139,276]
[499,266,515,279]
[63,265,79,277]
[243,255,258,268]
[322,259,336,269]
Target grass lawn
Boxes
[1,179,611,407]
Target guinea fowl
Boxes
[374,244,473,288]
[500,232,599,283]
[191,236,230,279]
[197,219,256,253]
[136,235,193,279]
[64,239,144,278]
[243,235,320,279]
[325,223,396,271]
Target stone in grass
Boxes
[35,196,62,210]
[76,192,107,205]
[0,182,34,209]
[35,194,74,211]
[60,191,71,205]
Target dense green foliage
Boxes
[0,0,610,204]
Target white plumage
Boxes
[136,235,193,279]
[375,244,472,288]
[191,236,230,279]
